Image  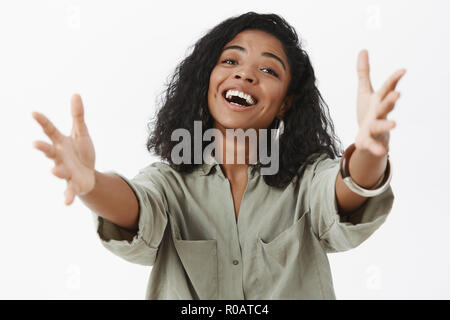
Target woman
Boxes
[32,12,405,299]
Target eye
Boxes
[221,59,237,65]
[261,67,279,78]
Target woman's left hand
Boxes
[354,49,406,157]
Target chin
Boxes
[214,117,252,130]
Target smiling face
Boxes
[207,29,291,132]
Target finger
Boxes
[32,140,57,159]
[377,69,406,101]
[71,93,89,138]
[51,164,72,180]
[357,49,374,94]
[64,182,76,206]
[370,119,396,136]
[377,91,400,119]
[32,111,65,144]
[365,136,388,157]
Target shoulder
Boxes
[134,161,202,188]
[310,153,340,173]
[135,161,179,181]
[295,152,340,184]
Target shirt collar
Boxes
[199,152,260,179]
[200,163,217,176]
[199,151,219,176]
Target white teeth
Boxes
[225,89,256,106]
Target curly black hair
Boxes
[146,12,344,188]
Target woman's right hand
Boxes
[32,93,96,206]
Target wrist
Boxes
[340,143,392,197]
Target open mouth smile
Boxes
[221,89,259,111]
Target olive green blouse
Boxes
[91,152,394,299]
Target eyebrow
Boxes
[222,45,287,71]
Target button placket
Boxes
[221,175,245,298]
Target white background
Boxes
[1,0,449,299]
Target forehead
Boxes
[224,29,287,60]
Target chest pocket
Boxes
[257,210,309,264]
[254,211,327,299]
[169,218,219,300]
[254,211,320,299]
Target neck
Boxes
[213,123,258,180]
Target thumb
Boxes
[71,93,89,137]
[64,181,76,206]
[357,49,374,94]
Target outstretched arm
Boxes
[32,94,139,230]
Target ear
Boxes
[276,95,294,119]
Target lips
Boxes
[221,87,259,108]
[221,93,259,112]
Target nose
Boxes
[233,69,255,84]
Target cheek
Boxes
[262,82,287,105]
[208,68,225,94]
[207,69,223,113]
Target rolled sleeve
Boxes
[91,166,169,266]
[308,154,395,253]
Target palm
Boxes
[32,94,96,205]
[70,118,95,171]
[357,90,373,126]
[58,130,95,191]
[354,50,406,156]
